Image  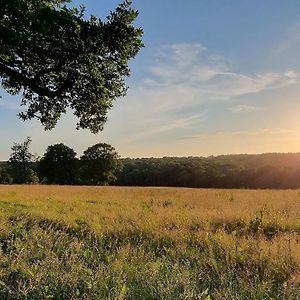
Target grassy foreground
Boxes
[0,186,299,299]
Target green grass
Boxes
[0,185,299,299]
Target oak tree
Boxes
[0,0,143,132]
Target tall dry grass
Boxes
[0,185,299,299]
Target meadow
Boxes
[0,185,299,299]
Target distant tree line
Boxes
[0,137,121,185]
[116,154,300,189]
[1,138,300,188]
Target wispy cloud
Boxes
[180,128,296,141]
[145,43,298,104]
[109,43,298,143]
[122,113,206,144]
[230,104,265,114]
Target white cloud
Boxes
[230,104,265,113]
[145,43,298,104]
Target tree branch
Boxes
[0,61,73,97]
[34,58,66,79]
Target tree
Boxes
[0,166,13,184]
[8,137,39,183]
[39,143,78,184]
[80,143,122,185]
[0,0,143,133]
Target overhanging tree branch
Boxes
[0,0,143,133]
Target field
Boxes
[0,186,299,299]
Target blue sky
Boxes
[1,0,300,159]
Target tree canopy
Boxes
[39,143,78,184]
[8,137,39,183]
[0,0,143,132]
[80,143,122,185]
[116,154,300,189]
[4,143,300,188]
[9,137,34,165]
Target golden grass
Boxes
[0,185,299,261]
[0,185,299,299]
[0,185,299,229]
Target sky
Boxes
[1,0,300,159]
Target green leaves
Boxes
[39,143,78,184]
[80,143,122,185]
[8,137,39,184]
[0,0,143,132]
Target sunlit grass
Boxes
[0,185,299,299]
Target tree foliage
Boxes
[0,0,143,132]
[80,143,122,185]
[3,147,300,188]
[8,137,38,183]
[116,154,300,189]
[0,166,13,184]
[39,143,78,184]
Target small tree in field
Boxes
[39,143,78,184]
[9,137,39,183]
[80,143,122,185]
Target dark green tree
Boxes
[0,0,143,133]
[80,143,122,185]
[0,166,13,184]
[8,137,39,183]
[39,143,78,184]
